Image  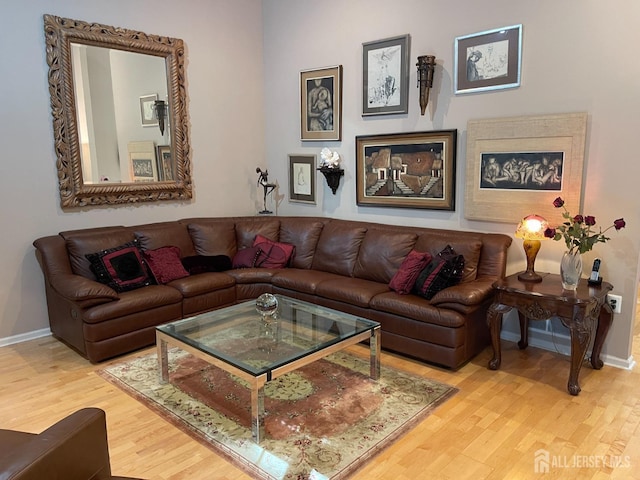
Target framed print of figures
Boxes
[300,66,342,141]
[288,154,316,204]
[464,112,588,223]
[139,94,158,126]
[128,141,158,182]
[362,34,410,116]
[356,130,457,210]
[454,24,522,94]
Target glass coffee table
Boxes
[156,295,381,442]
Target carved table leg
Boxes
[518,311,529,349]
[562,307,593,396]
[591,303,613,370]
[487,303,511,370]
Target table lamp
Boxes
[515,214,549,282]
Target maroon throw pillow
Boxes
[232,246,263,268]
[389,250,432,295]
[141,246,189,284]
[252,234,295,269]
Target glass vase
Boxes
[560,250,583,290]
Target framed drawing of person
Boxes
[300,66,342,141]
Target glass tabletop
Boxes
[156,295,379,377]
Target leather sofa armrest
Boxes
[0,408,114,480]
[429,278,496,306]
[51,273,118,303]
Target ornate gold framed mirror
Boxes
[43,14,192,207]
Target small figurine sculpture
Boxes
[256,167,276,214]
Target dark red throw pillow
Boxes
[252,234,295,269]
[86,242,153,292]
[413,245,465,300]
[141,246,189,284]
[389,250,432,295]
[232,246,263,268]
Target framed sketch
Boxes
[288,154,316,204]
[128,141,158,182]
[454,24,522,94]
[356,130,457,210]
[465,112,588,223]
[139,94,158,126]
[300,66,342,141]
[362,34,410,116]
[156,145,173,181]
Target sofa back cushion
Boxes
[312,221,367,276]
[413,233,482,283]
[234,218,280,250]
[353,229,417,283]
[134,222,196,257]
[61,227,135,279]
[187,221,236,257]
[279,218,325,269]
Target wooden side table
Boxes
[487,273,613,395]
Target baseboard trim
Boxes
[500,329,635,370]
[0,328,51,348]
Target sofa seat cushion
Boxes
[165,272,235,298]
[226,268,278,284]
[315,277,390,308]
[271,269,342,295]
[82,285,183,323]
[369,292,467,328]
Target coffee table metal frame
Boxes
[156,296,381,443]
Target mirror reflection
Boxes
[44,14,192,207]
[71,45,170,184]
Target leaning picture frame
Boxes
[139,94,158,126]
[464,112,588,223]
[288,154,316,204]
[356,130,457,210]
[300,65,342,141]
[156,145,173,181]
[362,34,410,116]
[454,24,522,94]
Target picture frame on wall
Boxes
[156,145,173,181]
[356,130,457,210]
[139,94,158,127]
[454,24,522,94]
[288,154,316,204]
[464,112,588,223]
[300,66,342,141]
[362,34,410,116]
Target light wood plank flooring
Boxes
[1,301,638,479]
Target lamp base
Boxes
[518,270,543,283]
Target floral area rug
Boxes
[99,349,456,479]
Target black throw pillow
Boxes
[413,245,465,300]
[85,241,153,292]
[181,255,232,274]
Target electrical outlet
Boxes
[607,294,622,314]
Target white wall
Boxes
[0,0,264,340]
[263,0,640,365]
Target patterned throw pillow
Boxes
[85,242,153,292]
[413,245,465,300]
[141,246,190,284]
[389,250,433,295]
[252,234,296,269]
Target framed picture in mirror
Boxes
[156,145,173,181]
[140,94,159,127]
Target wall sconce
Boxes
[515,214,549,282]
[153,100,168,136]
[416,55,436,116]
[318,167,344,195]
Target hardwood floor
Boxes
[1,300,639,479]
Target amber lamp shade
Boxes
[515,214,549,282]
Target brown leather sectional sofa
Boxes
[33,216,512,368]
